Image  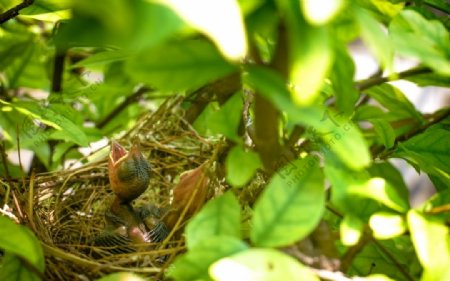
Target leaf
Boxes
[365,84,424,123]
[0,216,45,274]
[330,45,359,114]
[393,126,450,187]
[301,0,345,26]
[244,66,371,170]
[289,14,333,105]
[210,248,320,281]
[95,272,145,281]
[389,10,450,75]
[163,0,247,60]
[340,215,364,246]
[251,156,325,247]
[421,188,450,221]
[369,212,406,239]
[167,236,248,281]
[72,50,132,68]
[186,192,241,249]
[355,7,393,71]
[226,145,262,187]
[0,252,41,281]
[126,39,236,91]
[369,118,396,149]
[207,92,243,143]
[408,210,450,281]
[165,163,210,228]
[11,101,89,146]
[368,161,409,201]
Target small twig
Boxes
[96,86,151,129]
[27,170,37,232]
[16,124,23,172]
[0,0,34,24]
[356,66,432,91]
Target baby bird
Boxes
[108,141,151,203]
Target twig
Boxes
[356,66,432,91]
[16,124,23,172]
[0,0,34,24]
[96,86,151,129]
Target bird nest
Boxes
[10,96,226,280]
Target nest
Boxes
[9,97,228,280]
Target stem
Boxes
[0,0,34,24]
[97,86,151,129]
[356,66,432,91]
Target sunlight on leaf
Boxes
[95,272,145,281]
[369,212,406,240]
[340,215,364,246]
[408,210,450,281]
[301,0,345,25]
[210,248,319,281]
[161,0,248,60]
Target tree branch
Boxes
[0,0,34,24]
[96,86,151,129]
[356,66,432,91]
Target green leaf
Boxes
[369,212,406,239]
[126,39,236,91]
[186,192,241,249]
[95,272,145,281]
[207,92,243,142]
[167,236,248,281]
[11,101,89,146]
[226,145,262,187]
[408,210,450,281]
[72,50,132,68]
[390,10,450,75]
[368,161,410,201]
[330,45,359,114]
[210,248,320,281]
[0,216,45,274]
[365,84,424,124]
[289,16,333,105]
[244,66,371,170]
[340,215,364,246]
[251,156,325,247]
[393,126,450,188]
[163,0,247,60]
[0,252,41,281]
[355,7,393,71]
[369,118,396,149]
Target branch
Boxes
[96,86,151,129]
[356,66,432,91]
[0,0,34,24]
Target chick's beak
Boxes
[110,141,127,166]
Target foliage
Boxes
[0,0,449,280]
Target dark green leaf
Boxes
[251,156,325,247]
[126,39,237,91]
[0,252,41,281]
[226,145,262,187]
[393,126,450,188]
[368,161,410,201]
[186,192,241,249]
[167,236,248,281]
[330,45,359,114]
[369,118,396,149]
